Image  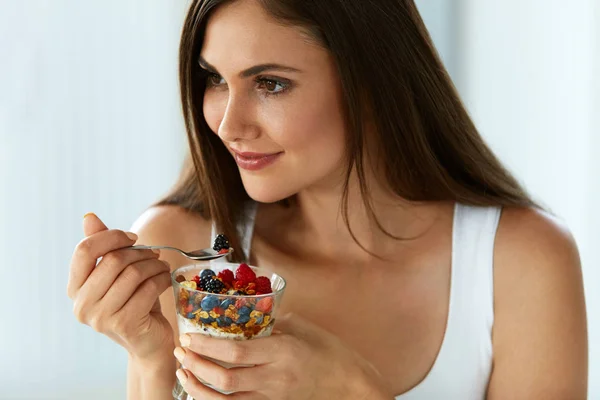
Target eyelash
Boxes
[204,73,291,97]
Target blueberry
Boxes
[220,298,235,309]
[238,306,251,316]
[200,269,216,279]
[237,314,250,324]
[200,316,215,324]
[186,313,195,319]
[217,316,233,327]
[201,295,220,311]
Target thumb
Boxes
[83,212,109,237]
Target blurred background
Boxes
[0,0,598,398]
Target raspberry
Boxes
[255,276,272,294]
[235,298,248,309]
[235,263,256,286]
[255,297,273,313]
[218,269,234,286]
[233,280,245,291]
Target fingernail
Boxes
[162,260,171,269]
[152,249,160,255]
[179,334,191,347]
[83,212,96,219]
[125,232,138,241]
[176,369,187,385]
[174,347,185,362]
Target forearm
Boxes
[127,348,176,400]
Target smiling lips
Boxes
[232,149,283,171]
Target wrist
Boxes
[128,348,176,400]
[128,345,176,384]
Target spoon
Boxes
[128,245,233,261]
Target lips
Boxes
[231,149,283,171]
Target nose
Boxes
[217,94,260,142]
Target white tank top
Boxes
[211,202,502,399]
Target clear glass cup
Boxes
[171,262,286,398]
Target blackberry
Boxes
[204,278,225,294]
[199,275,213,291]
[213,234,230,251]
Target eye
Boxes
[206,73,225,87]
[256,78,289,95]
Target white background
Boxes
[0,1,597,398]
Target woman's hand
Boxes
[67,213,174,362]
[174,314,393,400]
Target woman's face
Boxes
[201,0,348,203]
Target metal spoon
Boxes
[128,245,233,261]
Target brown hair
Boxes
[158,0,536,261]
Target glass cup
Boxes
[171,262,286,398]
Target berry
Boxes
[199,275,213,290]
[201,296,220,311]
[235,263,256,286]
[186,313,195,319]
[200,269,216,279]
[237,314,250,324]
[238,306,252,316]
[218,269,234,286]
[220,298,235,310]
[255,297,273,313]
[200,316,215,324]
[235,298,248,309]
[233,280,245,291]
[184,304,194,313]
[213,307,225,315]
[217,316,233,327]
[213,234,230,251]
[204,278,225,294]
[255,276,272,294]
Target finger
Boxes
[98,258,170,313]
[181,333,280,366]
[67,229,138,299]
[82,212,108,237]
[176,368,263,400]
[174,347,265,393]
[77,248,161,304]
[116,270,172,317]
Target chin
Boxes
[240,175,299,204]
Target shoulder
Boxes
[130,205,213,266]
[487,206,587,398]
[494,206,581,288]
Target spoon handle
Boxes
[129,245,179,252]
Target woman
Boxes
[67,0,588,398]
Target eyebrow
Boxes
[198,55,302,78]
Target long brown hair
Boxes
[158,0,536,261]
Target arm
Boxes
[487,208,588,399]
[127,205,212,400]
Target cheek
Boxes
[273,95,347,164]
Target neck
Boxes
[287,169,445,263]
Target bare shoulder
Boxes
[488,207,588,399]
[130,205,212,267]
[131,205,210,245]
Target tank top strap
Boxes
[397,203,501,399]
